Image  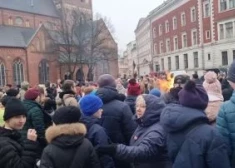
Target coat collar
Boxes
[45,123,86,143]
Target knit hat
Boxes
[97,74,116,88]
[203,71,223,101]
[6,89,19,97]
[24,88,40,100]
[149,88,161,97]
[179,80,209,110]
[227,60,235,83]
[3,98,27,121]
[79,95,103,116]
[174,75,190,85]
[52,106,81,125]
[127,79,141,96]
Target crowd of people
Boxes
[0,60,234,168]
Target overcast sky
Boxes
[93,0,164,54]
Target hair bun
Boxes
[205,71,217,84]
[184,80,196,91]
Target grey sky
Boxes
[93,0,164,53]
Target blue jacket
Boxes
[124,95,137,114]
[217,90,235,166]
[116,95,171,168]
[96,87,137,145]
[80,116,115,168]
[161,104,231,168]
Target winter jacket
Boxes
[217,90,235,166]
[80,116,115,168]
[0,127,38,168]
[161,104,231,168]
[116,95,171,168]
[205,100,223,124]
[40,123,101,168]
[124,95,137,114]
[96,86,136,144]
[96,86,137,168]
[56,91,78,108]
[21,100,47,149]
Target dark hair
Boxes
[62,80,75,92]
[192,74,199,79]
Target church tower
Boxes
[54,0,93,19]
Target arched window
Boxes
[0,61,6,86]
[39,59,49,84]
[15,17,23,26]
[13,59,24,85]
[8,17,13,25]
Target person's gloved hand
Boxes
[96,144,117,156]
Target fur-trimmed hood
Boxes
[46,123,87,147]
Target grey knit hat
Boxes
[97,74,116,88]
[227,61,235,83]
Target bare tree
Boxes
[48,8,117,81]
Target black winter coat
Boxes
[160,104,231,168]
[96,86,137,168]
[96,87,136,144]
[0,127,38,168]
[80,116,115,168]
[124,95,137,114]
[116,95,171,168]
[40,123,100,168]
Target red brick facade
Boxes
[0,0,118,86]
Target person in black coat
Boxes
[40,106,100,168]
[0,98,39,168]
[80,95,115,168]
[160,81,231,168]
[97,95,172,168]
[96,74,137,168]
[124,78,141,114]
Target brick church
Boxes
[0,0,118,86]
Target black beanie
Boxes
[6,89,19,97]
[3,98,27,121]
[52,106,81,125]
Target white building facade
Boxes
[135,17,153,76]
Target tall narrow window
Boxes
[161,58,165,71]
[192,30,198,45]
[166,39,171,52]
[0,61,6,86]
[191,7,196,22]
[168,57,172,70]
[184,54,188,68]
[153,27,157,38]
[165,20,169,33]
[225,22,233,38]
[233,50,235,60]
[222,51,228,65]
[220,24,225,39]
[159,24,163,35]
[13,59,24,85]
[39,59,49,84]
[175,56,179,70]
[204,2,210,17]
[8,17,13,25]
[220,0,227,11]
[25,20,30,27]
[154,43,157,54]
[194,52,199,68]
[181,12,186,26]
[174,36,178,50]
[182,33,187,48]
[173,17,177,30]
[160,41,164,54]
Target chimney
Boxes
[31,0,34,7]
